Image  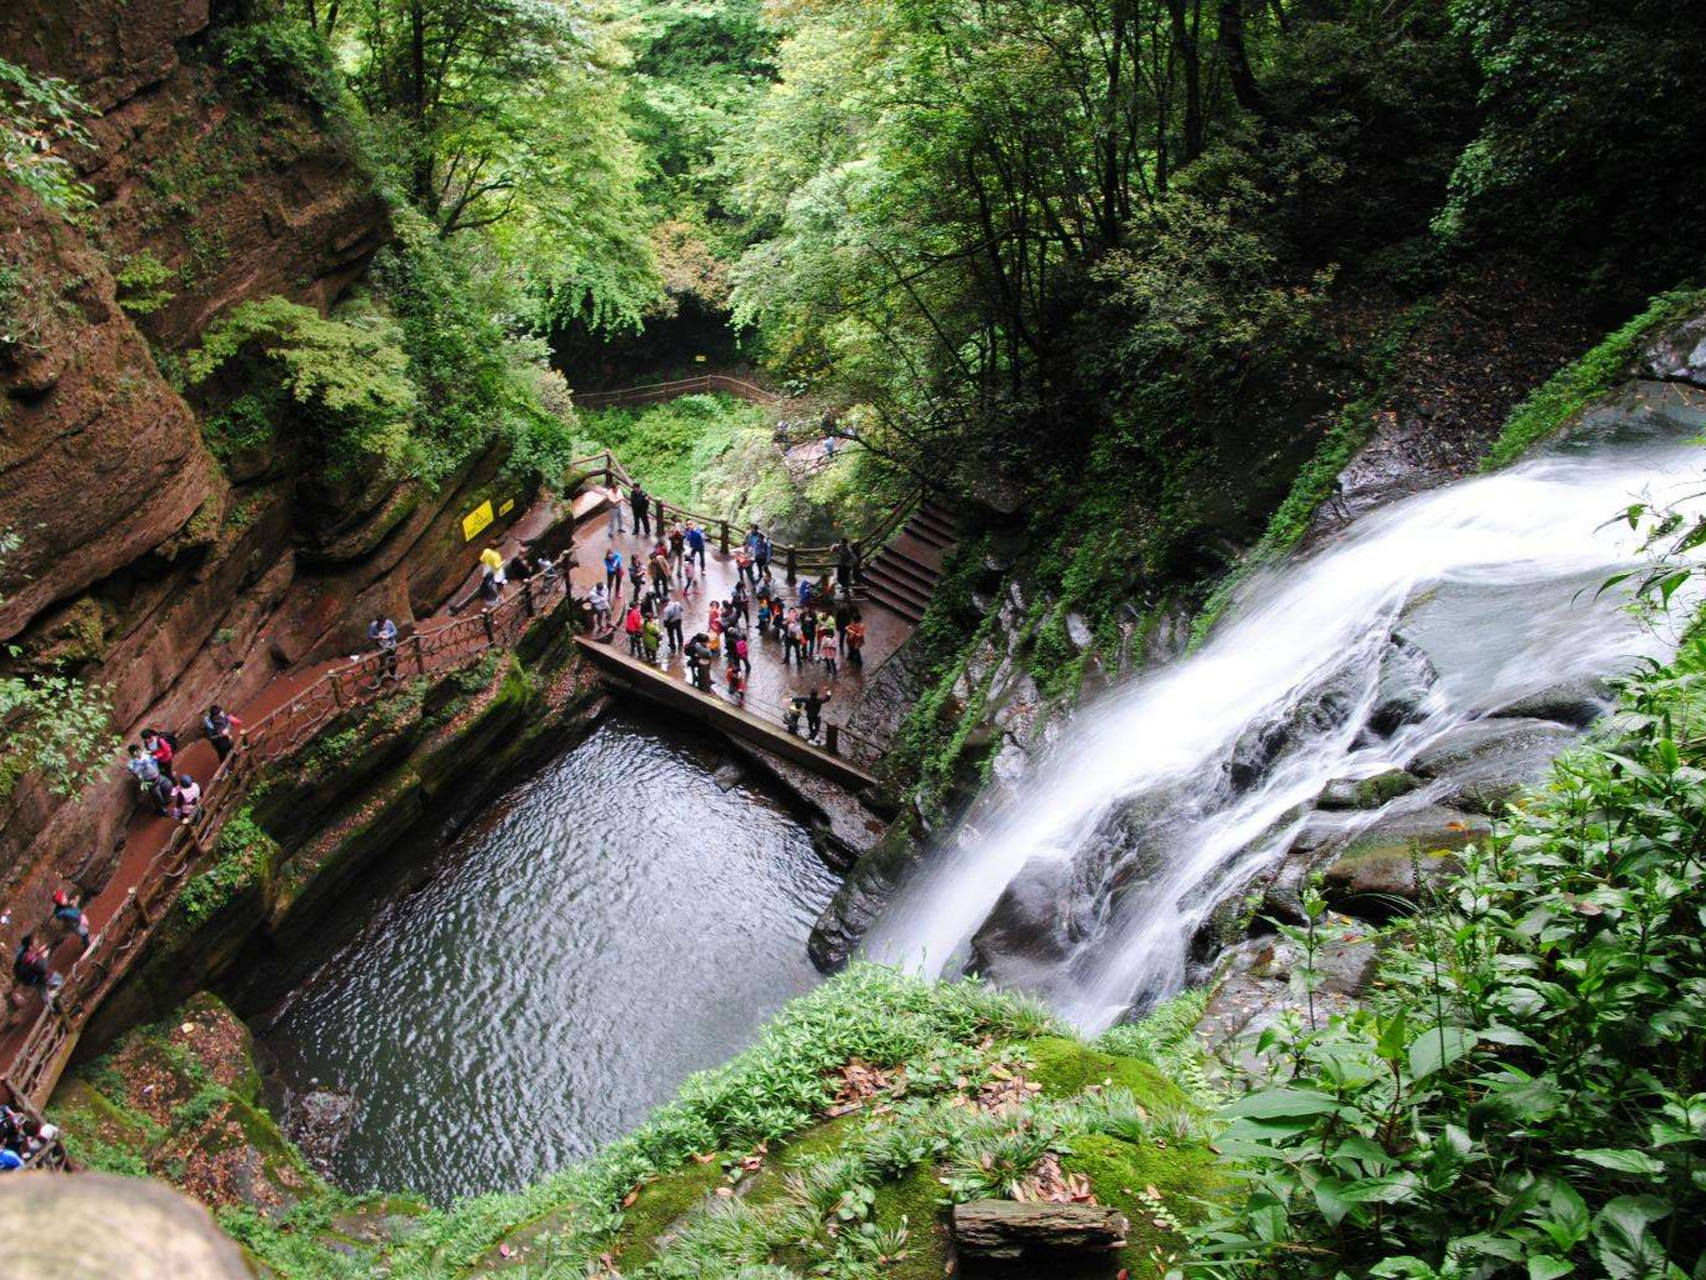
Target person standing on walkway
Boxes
[726,660,745,701]
[834,538,856,597]
[480,545,505,582]
[10,935,54,1012]
[669,523,686,576]
[662,596,685,653]
[734,544,754,587]
[784,607,802,666]
[631,481,652,536]
[681,552,697,596]
[51,890,89,948]
[126,744,170,814]
[607,490,626,538]
[588,581,612,634]
[708,602,724,660]
[729,623,751,676]
[845,613,866,670]
[756,596,772,638]
[801,607,818,660]
[627,555,646,605]
[203,704,243,760]
[649,548,672,605]
[819,617,839,680]
[369,616,400,678]
[142,728,176,776]
[642,614,662,664]
[686,634,712,690]
[685,521,707,572]
[731,577,751,626]
[604,548,623,595]
[624,603,644,656]
[802,687,831,740]
[755,531,772,580]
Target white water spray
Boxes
[865,401,1706,1032]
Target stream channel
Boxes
[259,715,837,1204]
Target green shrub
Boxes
[211,19,343,114]
[114,250,176,317]
[175,808,278,928]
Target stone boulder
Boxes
[1317,769,1420,811]
[970,857,1082,999]
[1321,805,1489,920]
[1367,633,1438,736]
[1410,717,1577,813]
[952,1199,1129,1262]
[1488,677,1612,730]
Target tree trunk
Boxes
[951,1200,1129,1261]
[1167,0,1204,162]
[1216,0,1266,115]
[409,0,435,213]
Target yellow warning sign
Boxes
[461,499,494,542]
[497,497,516,517]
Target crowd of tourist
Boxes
[590,481,868,743]
[0,1103,60,1171]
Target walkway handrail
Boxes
[570,448,925,582]
[574,374,779,410]
[1,573,569,1115]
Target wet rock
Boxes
[1488,676,1613,730]
[1410,717,1577,813]
[712,762,745,791]
[290,1087,359,1172]
[1226,685,1354,791]
[1317,769,1420,810]
[953,1200,1129,1260]
[1368,633,1438,736]
[1321,804,1489,920]
[1643,315,1706,387]
[1195,929,1380,1075]
[969,857,1082,1000]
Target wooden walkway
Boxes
[574,373,779,410]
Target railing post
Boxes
[826,724,840,757]
[720,521,730,555]
[523,579,536,617]
[330,673,344,708]
[413,632,425,676]
[786,545,797,585]
[653,496,664,536]
[483,610,497,644]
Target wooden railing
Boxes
[570,449,924,584]
[1,572,569,1118]
[574,374,780,410]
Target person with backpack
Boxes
[624,603,645,657]
[11,935,53,1005]
[731,627,752,677]
[603,548,623,596]
[630,480,652,536]
[141,728,176,774]
[662,597,685,653]
[725,660,745,701]
[203,704,243,759]
[51,890,89,948]
[170,774,201,825]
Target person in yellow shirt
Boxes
[480,546,504,577]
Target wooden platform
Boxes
[574,637,878,791]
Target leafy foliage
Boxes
[1184,631,1706,1279]
[0,57,92,213]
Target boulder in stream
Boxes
[1410,716,1578,813]
[1488,676,1613,730]
[969,857,1081,999]
[1367,633,1438,736]
[1317,769,1420,811]
[1321,804,1489,920]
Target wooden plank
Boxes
[574,637,878,791]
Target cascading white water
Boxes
[865,398,1706,1033]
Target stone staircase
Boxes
[858,499,960,625]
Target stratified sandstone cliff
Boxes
[0,1,529,928]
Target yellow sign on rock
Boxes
[461,499,494,542]
[497,497,516,517]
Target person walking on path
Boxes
[845,613,866,670]
[685,521,707,573]
[142,728,176,775]
[51,890,89,948]
[731,627,752,677]
[126,744,171,814]
[604,548,623,596]
[681,553,697,596]
[624,603,645,656]
[170,773,201,825]
[662,597,685,653]
[10,935,55,1015]
[726,660,746,701]
[203,704,243,759]
[480,545,506,583]
[755,531,772,579]
[588,582,612,634]
[631,481,652,536]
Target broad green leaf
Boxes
[1571,1149,1665,1177]
[1219,1088,1342,1120]
[1409,1025,1478,1079]
[1528,1256,1574,1280]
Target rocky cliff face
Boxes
[0,2,518,933]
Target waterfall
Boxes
[865,399,1706,1032]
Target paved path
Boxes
[567,488,909,736]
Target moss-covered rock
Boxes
[1024,1036,1188,1110]
[1061,1131,1220,1278]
